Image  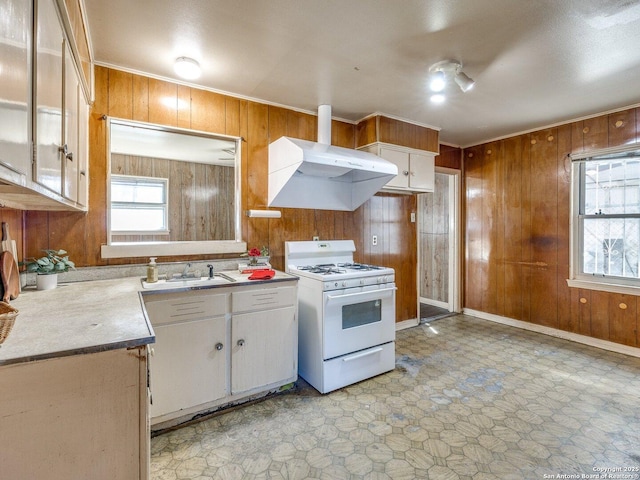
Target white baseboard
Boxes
[463,308,640,358]
[396,318,419,331]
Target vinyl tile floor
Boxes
[150,314,640,479]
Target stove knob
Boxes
[378,276,387,283]
[360,279,365,285]
[334,282,339,287]
[342,281,348,287]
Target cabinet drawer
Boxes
[144,293,227,326]
[232,286,296,313]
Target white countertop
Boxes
[0,270,298,366]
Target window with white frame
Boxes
[571,146,640,293]
[110,175,169,234]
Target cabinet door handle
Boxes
[58,144,68,155]
[215,342,223,351]
[403,170,409,176]
[66,151,73,161]
[237,339,245,347]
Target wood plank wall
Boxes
[22,66,443,323]
[463,107,640,347]
[356,115,440,153]
[110,154,235,242]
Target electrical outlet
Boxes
[313,236,319,241]
[411,212,416,223]
[372,235,378,246]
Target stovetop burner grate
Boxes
[297,264,347,275]
[337,263,383,271]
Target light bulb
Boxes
[429,71,446,92]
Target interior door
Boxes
[418,171,459,315]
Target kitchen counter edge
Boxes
[0,272,298,367]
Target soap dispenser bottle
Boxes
[147,257,158,283]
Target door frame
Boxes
[417,167,462,314]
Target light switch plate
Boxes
[372,235,378,246]
[411,212,416,223]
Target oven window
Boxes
[342,300,381,329]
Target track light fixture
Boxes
[454,70,475,92]
[428,60,475,101]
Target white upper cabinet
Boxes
[63,42,79,202]
[0,0,91,211]
[76,89,89,207]
[34,0,64,194]
[0,0,31,181]
[361,143,436,193]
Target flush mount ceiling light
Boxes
[174,57,201,80]
[428,60,475,98]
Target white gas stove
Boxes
[285,240,396,394]
[286,240,394,289]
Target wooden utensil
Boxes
[0,251,20,302]
[1,223,20,292]
[1,223,18,261]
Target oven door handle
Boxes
[342,347,384,362]
[326,286,397,302]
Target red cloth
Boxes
[248,269,276,280]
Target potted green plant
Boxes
[22,249,75,290]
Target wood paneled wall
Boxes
[111,154,235,242]
[23,66,422,322]
[463,107,640,347]
[0,209,24,261]
[356,115,440,153]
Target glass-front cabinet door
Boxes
[0,0,31,178]
[35,0,64,194]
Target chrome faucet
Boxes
[182,262,192,278]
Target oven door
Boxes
[322,283,396,359]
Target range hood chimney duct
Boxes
[267,106,398,211]
[317,104,332,145]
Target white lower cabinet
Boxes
[231,306,297,394]
[143,280,298,428]
[151,318,227,418]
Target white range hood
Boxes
[268,106,397,211]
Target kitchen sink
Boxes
[140,272,236,289]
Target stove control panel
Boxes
[323,274,395,291]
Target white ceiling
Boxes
[83,0,640,147]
